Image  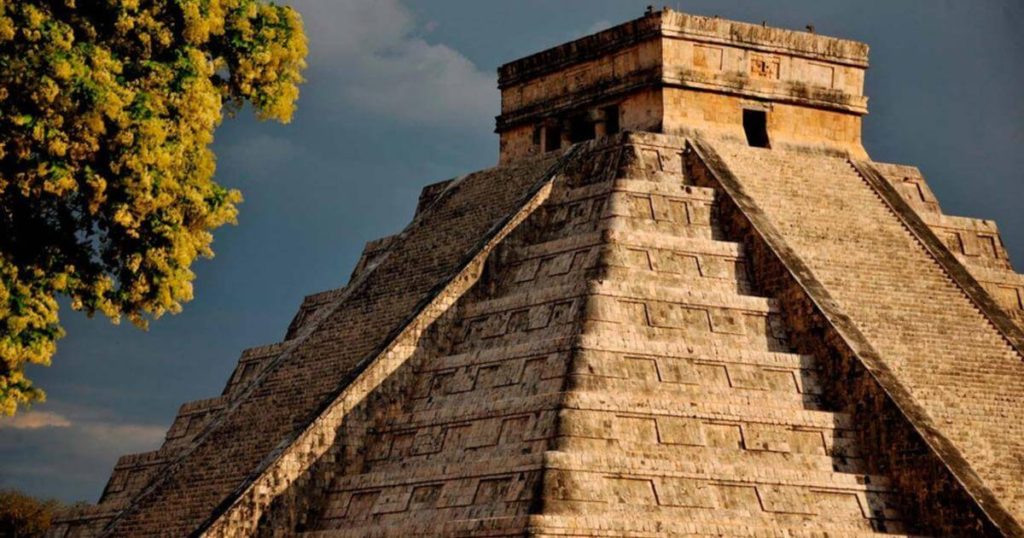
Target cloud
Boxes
[0,408,166,501]
[78,422,166,448]
[0,411,72,430]
[582,20,613,36]
[286,0,496,130]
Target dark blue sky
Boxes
[1,0,1021,503]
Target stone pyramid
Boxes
[52,9,1024,537]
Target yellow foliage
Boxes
[0,489,65,536]
[0,0,307,415]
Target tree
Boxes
[0,0,307,415]
[0,489,64,537]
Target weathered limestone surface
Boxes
[497,9,869,164]
[687,137,1023,536]
[251,136,916,537]
[56,153,564,536]
[50,7,1024,538]
[869,162,1024,328]
[707,144,1024,523]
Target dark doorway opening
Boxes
[743,109,770,148]
[545,124,562,152]
[568,115,595,144]
[602,105,620,135]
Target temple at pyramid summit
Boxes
[52,8,1024,537]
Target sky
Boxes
[1,0,1021,503]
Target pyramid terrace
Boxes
[52,8,1024,538]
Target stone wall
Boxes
[497,8,868,163]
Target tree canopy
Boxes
[0,489,67,537]
[0,0,307,415]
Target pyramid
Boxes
[51,9,1024,537]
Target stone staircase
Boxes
[699,140,1024,532]
[292,139,918,537]
[528,148,914,537]
[868,161,1024,329]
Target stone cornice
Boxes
[660,11,868,67]
[498,9,868,89]
[498,16,661,89]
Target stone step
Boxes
[408,373,825,424]
[97,447,183,507]
[377,393,561,437]
[460,282,589,317]
[366,390,857,465]
[594,215,718,239]
[412,340,822,405]
[570,347,823,396]
[462,276,771,319]
[394,377,846,432]
[417,337,576,372]
[557,407,862,460]
[586,279,778,313]
[286,286,347,339]
[300,516,527,537]
[582,322,788,355]
[413,339,572,401]
[358,431,866,478]
[557,439,865,474]
[541,502,902,534]
[408,374,565,407]
[450,322,580,355]
[162,396,227,450]
[562,391,852,430]
[576,336,815,369]
[454,279,782,352]
[319,453,897,525]
[539,178,722,241]
[528,514,920,537]
[592,285,776,324]
[358,402,863,473]
[542,498,899,531]
[566,375,821,405]
[500,230,756,295]
[599,261,753,294]
[554,178,716,207]
[431,335,817,377]
[327,453,542,492]
[307,497,901,536]
[221,340,294,397]
[49,506,123,538]
[361,438,551,469]
[509,229,744,263]
[543,450,891,491]
[301,514,921,538]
